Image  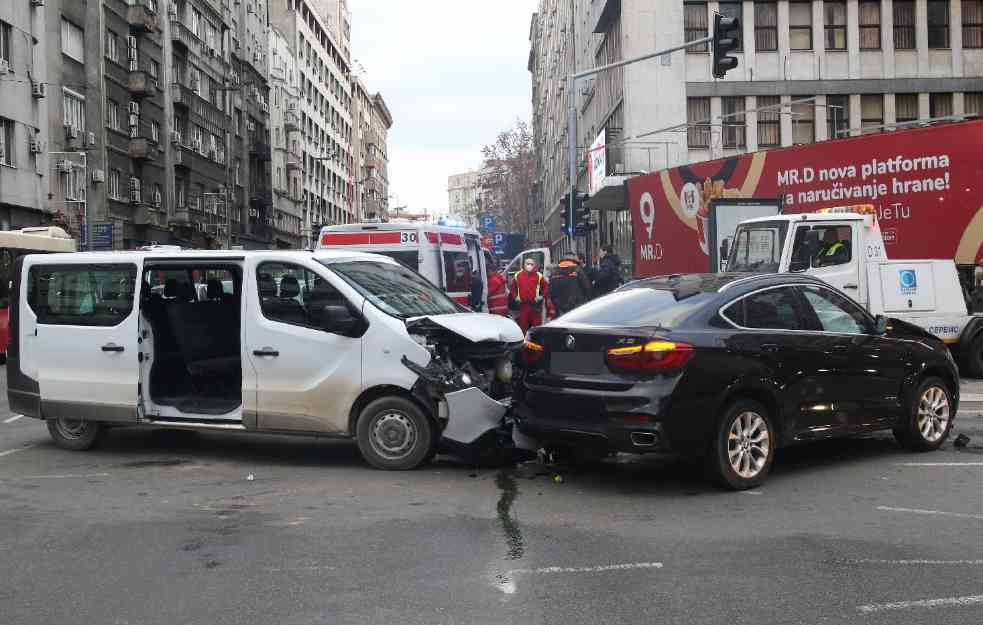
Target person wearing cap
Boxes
[550,253,593,317]
[509,257,549,332]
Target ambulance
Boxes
[318,222,494,310]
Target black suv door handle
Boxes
[831,344,850,352]
[760,343,781,353]
[253,349,279,357]
[101,343,125,352]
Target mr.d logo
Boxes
[899,269,918,295]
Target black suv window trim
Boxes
[720,282,875,336]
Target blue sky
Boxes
[350,0,536,214]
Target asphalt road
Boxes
[2,370,983,625]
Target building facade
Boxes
[268,26,304,248]
[364,92,392,220]
[530,0,983,265]
[447,170,480,225]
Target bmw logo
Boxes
[565,335,576,350]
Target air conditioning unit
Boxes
[247,3,254,13]
[168,2,177,16]
[66,125,79,140]
[287,102,297,112]
[153,190,162,208]
[29,139,44,154]
[31,0,45,6]
[208,48,216,57]
[31,81,46,98]
[246,121,255,132]
[128,102,140,115]
[91,169,105,183]
[169,131,181,144]
[87,132,96,147]
[0,60,8,73]
[191,78,200,93]
[56,159,73,173]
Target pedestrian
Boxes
[550,253,593,316]
[593,244,623,296]
[509,257,549,333]
[486,264,509,316]
[468,265,484,311]
[577,252,596,285]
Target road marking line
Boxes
[3,415,24,424]
[18,473,110,479]
[0,444,36,458]
[960,393,983,401]
[877,505,983,520]
[852,559,983,565]
[495,561,663,595]
[897,462,983,466]
[858,594,983,613]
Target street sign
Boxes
[481,214,496,231]
[81,223,114,250]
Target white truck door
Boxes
[27,258,142,422]
[790,222,864,305]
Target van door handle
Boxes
[842,284,859,290]
[760,343,781,353]
[101,343,125,352]
[253,348,279,357]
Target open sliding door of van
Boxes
[21,256,143,423]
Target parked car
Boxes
[7,249,523,470]
[514,273,959,489]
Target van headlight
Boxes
[496,356,513,383]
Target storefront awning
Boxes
[584,176,628,211]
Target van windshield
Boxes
[321,259,462,318]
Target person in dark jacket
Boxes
[593,245,623,296]
[550,253,593,316]
[469,267,484,310]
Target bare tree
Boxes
[478,119,535,236]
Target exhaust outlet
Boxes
[630,432,658,447]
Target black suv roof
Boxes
[621,272,829,300]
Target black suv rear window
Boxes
[558,288,715,327]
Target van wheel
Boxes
[894,377,953,452]
[707,399,776,490]
[46,418,103,451]
[356,396,435,470]
[961,338,983,378]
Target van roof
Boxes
[25,248,399,264]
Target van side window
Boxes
[28,264,137,326]
[257,262,345,329]
[791,225,853,269]
[442,251,472,293]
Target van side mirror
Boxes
[318,304,358,334]
[874,314,888,335]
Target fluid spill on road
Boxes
[495,470,524,561]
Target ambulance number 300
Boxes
[400,232,418,244]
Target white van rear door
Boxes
[27,258,142,422]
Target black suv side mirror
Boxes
[874,314,889,335]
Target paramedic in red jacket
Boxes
[487,269,509,316]
[509,258,549,333]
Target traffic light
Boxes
[560,193,572,236]
[712,13,740,79]
[574,194,591,235]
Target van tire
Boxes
[46,418,103,451]
[356,396,435,470]
[961,337,983,378]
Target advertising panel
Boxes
[587,129,607,196]
[628,120,983,277]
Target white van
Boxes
[7,249,524,469]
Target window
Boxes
[826,95,849,139]
[799,285,870,334]
[789,1,813,50]
[687,97,710,148]
[965,1,983,48]
[791,98,815,144]
[28,265,137,327]
[149,59,160,79]
[790,224,853,269]
[60,19,84,63]
[0,117,15,166]
[966,92,983,117]
[153,184,163,208]
[727,222,789,273]
[859,1,881,49]
[861,94,883,133]
[754,1,779,51]
[109,169,121,199]
[150,120,159,143]
[324,259,461,319]
[235,158,242,186]
[756,96,781,147]
[722,96,746,148]
[895,93,919,122]
[719,2,743,50]
[894,1,916,49]
[105,29,119,63]
[930,92,953,118]
[824,1,847,50]
[928,0,950,48]
[176,179,186,207]
[107,99,119,130]
[0,20,11,64]
[60,89,85,135]
[726,287,805,331]
[257,262,349,330]
[65,163,85,202]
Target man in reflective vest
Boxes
[510,258,549,333]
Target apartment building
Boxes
[268,26,303,247]
[271,0,355,247]
[530,0,983,262]
[0,1,50,230]
[447,170,480,225]
[352,79,392,221]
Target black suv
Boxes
[514,273,959,489]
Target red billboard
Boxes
[628,120,983,277]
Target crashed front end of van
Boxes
[401,314,536,460]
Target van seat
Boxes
[166,300,240,380]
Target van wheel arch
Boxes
[347,385,437,436]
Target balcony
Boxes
[174,146,191,169]
[283,110,300,132]
[128,71,158,98]
[170,19,193,51]
[169,19,227,76]
[128,0,160,34]
[171,206,191,224]
[250,189,273,210]
[128,137,158,161]
[250,140,272,162]
[134,205,166,227]
[286,150,302,171]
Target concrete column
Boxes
[710,96,723,159]
[885,92,898,125]
[954,91,966,116]
[780,95,794,147]
[952,0,964,76]
[849,93,863,136]
[919,91,931,119]
[814,0,826,77]
[815,95,830,141]
[882,0,896,77]
[777,0,790,79]
[743,0,755,78]
[916,0,929,72]
[746,96,759,152]
[848,0,861,78]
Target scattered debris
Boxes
[954,433,970,448]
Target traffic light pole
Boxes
[566,35,712,255]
